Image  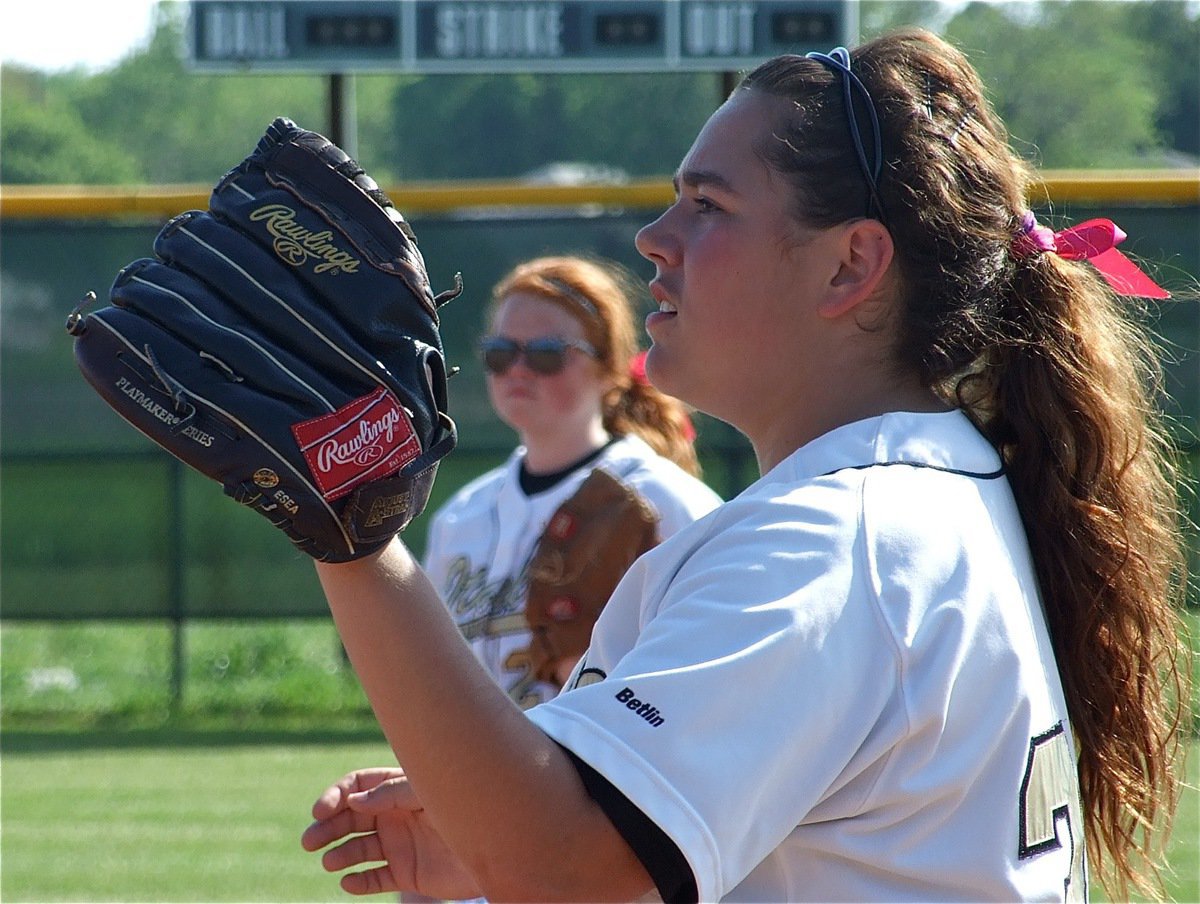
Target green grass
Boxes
[1,728,393,903]
[0,619,387,900]
[1162,749,1200,904]
[0,620,374,727]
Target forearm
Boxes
[315,540,652,901]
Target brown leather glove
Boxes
[524,468,660,685]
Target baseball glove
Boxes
[66,117,459,562]
[525,468,660,684]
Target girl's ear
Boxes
[819,219,895,319]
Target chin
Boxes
[492,402,534,432]
[644,347,686,399]
[650,349,724,422]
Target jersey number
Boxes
[1019,722,1087,901]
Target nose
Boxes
[635,208,676,267]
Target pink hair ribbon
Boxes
[1014,212,1169,298]
[630,350,650,385]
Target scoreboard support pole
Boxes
[328,72,358,161]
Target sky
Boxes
[0,0,161,72]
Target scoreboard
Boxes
[188,0,855,73]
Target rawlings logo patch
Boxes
[249,203,361,275]
[292,387,420,500]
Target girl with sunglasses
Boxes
[303,28,1189,902]
[422,254,722,704]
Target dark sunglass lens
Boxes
[524,339,569,375]
[525,350,567,375]
[482,339,519,374]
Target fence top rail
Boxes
[3,170,1198,220]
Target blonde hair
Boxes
[490,255,702,477]
[745,29,1190,899]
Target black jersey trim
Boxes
[519,437,618,495]
[559,744,698,903]
[822,460,1006,481]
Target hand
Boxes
[301,768,482,899]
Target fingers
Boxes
[322,830,387,873]
[323,833,401,897]
[302,767,431,899]
[341,865,400,897]
[302,807,377,852]
[302,769,422,854]
[346,774,421,815]
[311,767,407,819]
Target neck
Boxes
[521,420,611,474]
[747,380,946,475]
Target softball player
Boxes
[302,28,1188,903]
[424,255,721,706]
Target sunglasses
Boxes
[479,335,598,376]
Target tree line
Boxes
[2,0,1197,187]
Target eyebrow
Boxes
[673,167,736,195]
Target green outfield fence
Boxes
[2,175,1197,701]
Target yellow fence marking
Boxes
[2,171,1197,220]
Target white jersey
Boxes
[528,410,1087,902]
[424,434,723,708]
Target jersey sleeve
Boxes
[526,481,905,901]
[625,468,723,540]
[559,744,697,902]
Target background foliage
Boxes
[2,1,1198,186]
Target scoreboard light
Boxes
[305,14,398,50]
[770,9,837,45]
[594,13,660,47]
